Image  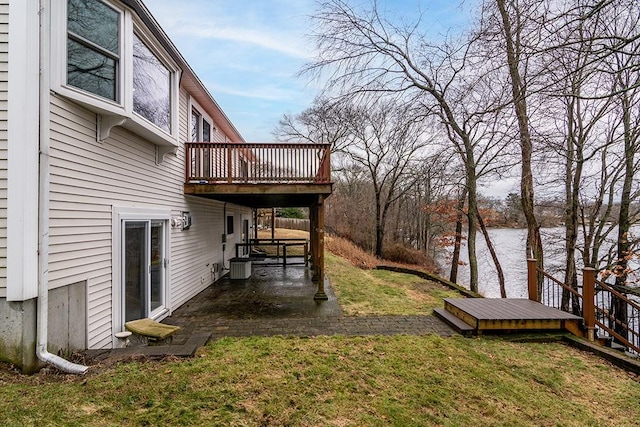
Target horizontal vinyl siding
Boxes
[49,90,250,349]
[0,2,8,293]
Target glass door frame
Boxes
[113,207,171,337]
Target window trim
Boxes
[189,97,215,142]
[52,0,180,147]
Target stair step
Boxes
[610,342,627,352]
[434,308,476,336]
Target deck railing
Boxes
[528,259,640,355]
[185,142,331,184]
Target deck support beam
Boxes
[253,209,258,240]
[310,205,317,277]
[271,207,275,240]
[312,195,328,301]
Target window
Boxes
[191,109,201,142]
[67,0,120,101]
[191,107,213,142]
[202,118,212,142]
[133,33,171,133]
[227,215,234,235]
[55,0,180,146]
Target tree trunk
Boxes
[613,90,633,343]
[495,0,544,299]
[374,187,383,258]
[477,212,507,298]
[562,92,583,315]
[449,189,466,283]
[465,152,479,293]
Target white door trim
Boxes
[112,207,171,342]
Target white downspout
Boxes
[36,0,88,375]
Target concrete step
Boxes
[433,308,476,336]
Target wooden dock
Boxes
[434,298,584,336]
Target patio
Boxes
[85,261,455,363]
[165,259,342,339]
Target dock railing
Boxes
[528,259,640,355]
[185,142,331,184]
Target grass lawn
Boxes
[2,229,639,426]
[258,228,458,315]
[326,253,460,316]
[1,335,639,426]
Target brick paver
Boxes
[201,315,456,340]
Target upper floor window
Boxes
[133,33,171,133]
[54,0,181,147]
[202,118,211,142]
[191,107,213,142]
[67,0,120,102]
[191,109,201,142]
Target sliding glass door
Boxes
[123,220,166,322]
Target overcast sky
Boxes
[145,0,478,142]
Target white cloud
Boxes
[171,26,312,60]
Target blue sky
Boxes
[146,0,477,142]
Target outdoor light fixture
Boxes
[182,212,192,230]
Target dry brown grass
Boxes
[325,235,379,269]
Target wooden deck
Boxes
[435,298,584,336]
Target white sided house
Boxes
[0,0,331,373]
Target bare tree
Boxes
[305,0,514,292]
[275,96,355,153]
[484,0,545,298]
[345,101,428,256]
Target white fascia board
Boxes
[7,0,41,301]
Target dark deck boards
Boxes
[444,298,581,321]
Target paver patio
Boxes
[85,259,455,362]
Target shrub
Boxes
[382,244,438,272]
[277,207,306,219]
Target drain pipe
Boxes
[36,1,88,375]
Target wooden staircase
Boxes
[434,298,584,336]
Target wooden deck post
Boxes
[253,209,258,240]
[527,259,539,302]
[309,205,317,275]
[283,244,287,267]
[582,267,596,341]
[313,196,328,301]
[271,207,275,240]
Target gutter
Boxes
[36,0,88,375]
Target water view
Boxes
[446,227,637,298]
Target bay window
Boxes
[54,0,180,147]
